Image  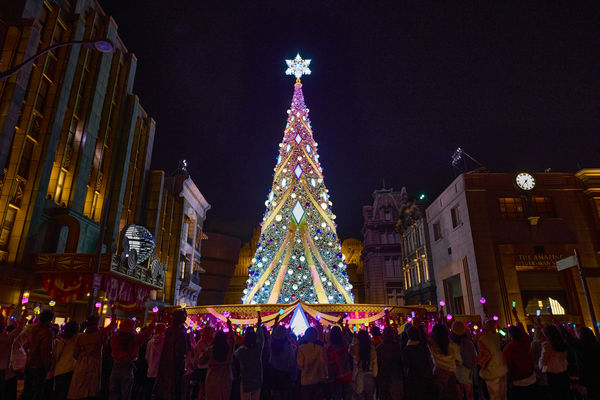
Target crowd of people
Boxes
[0,305,599,400]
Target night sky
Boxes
[101,1,599,241]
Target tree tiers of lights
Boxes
[242,54,353,305]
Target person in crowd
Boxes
[193,326,214,400]
[428,323,461,400]
[20,309,54,400]
[0,311,27,399]
[269,325,296,400]
[297,326,326,400]
[234,313,264,400]
[144,322,166,398]
[370,326,382,347]
[350,329,378,400]
[375,326,402,400]
[53,321,80,400]
[154,309,189,400]
[450,321,476,400]
[539,324,569,400]
[109,318,155,400]
[477,319,508,400]
[502,314,536,400]
[401,325,436,400]
[577,327,600,400]
[205,323,235,400]
[67,309,116,400]
[326,326,352,400]
[529,323,547,388]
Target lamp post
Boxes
[0,39,113,81]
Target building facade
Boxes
[197,232,240,305]
[361,187,406,305]
[225,226,260,304]
[341,238,365,303]
[426,170,600,327]
[0,1,209,319]
[144,164,210,307]
[397,199,436,305]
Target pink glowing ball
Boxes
[439,300,446,307]
[95,302,101,308]
[493,315,499,321]
[480,297,486,304]
[446,314,453,320]
[152,306,159,313]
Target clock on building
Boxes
[515,172,536,191]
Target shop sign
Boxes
[515,254,564,271]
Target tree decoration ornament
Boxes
[242,54,353,305]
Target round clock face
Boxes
[516,172,535,191]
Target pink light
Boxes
[407,317,412,322]
[439,300,445,307]
[21,297,29,304]
[223,311,230,318]
[95,302,101,308]
[446,314,453,320]
[493,315,499,321]
[480,297,486,304]
[152,306,159,313]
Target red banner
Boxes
[42,274,92,303]
[103,276,150,311]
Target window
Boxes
[386,288,402,305]
[380,233,387,245]
[393,258,402,277]
[498,197,524,218]
[433,222,442,241]
[384,211,391,221]
[387,233,395,244]
[384,257,394,277]
[0,207,17,249]
[531,197,555,218]
[451,205,462,228]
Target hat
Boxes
[451,321,466,336]
[119,319,135,333]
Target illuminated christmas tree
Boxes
[242,54,354,304]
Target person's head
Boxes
[155,323,167,336]
[451,321,466,337]
[382,326,396,343]
[303,327,318,344]
[85,315,99,331]
[200,325,214,342]
[271,325,287,340]
[544,325,567,352]
[119,319,136,334]
[39,310,54,325]
[371,326,381,337]
[578,327,598,346]
[172,309,187,326]
[62,321,79,339]
[483,319,497,332]
[212,331,229,362]
[432,323,450,355]
[243,326,257,348]
[329,326,343,347]
[508,325,523,341]
[407,326,420,342]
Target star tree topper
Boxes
[286,53,311,80]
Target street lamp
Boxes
[0,39,114,81]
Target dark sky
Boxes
[101,1,599,241]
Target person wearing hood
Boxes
[450,321,477,400]
[477,319,508,400]
[67,308,117,400]
[144,323,166,397]
[109,318,155,400]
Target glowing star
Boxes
[295,134,302,144]
[285,53,312,80]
